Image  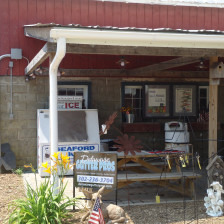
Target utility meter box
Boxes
[11,48,22,59]
[37,109,100,177]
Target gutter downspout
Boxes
[49,37,66,192]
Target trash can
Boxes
[165,121,189,153]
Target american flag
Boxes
[197,110,209,123]
[88,197,105,224]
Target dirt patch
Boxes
[1,173,224,224]
[123,202,224,224]
[0,173,25,223]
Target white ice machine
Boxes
[37,109,100,177]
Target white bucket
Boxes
[125,114,134,123]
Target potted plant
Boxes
[121,106,134,123]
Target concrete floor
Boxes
[22,168,207,208]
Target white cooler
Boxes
[165,121,190,153]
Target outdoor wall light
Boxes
[117,56,129,67]
[29,73,36,79]
[59,68,65,76]
[57,69,65,77]
[25,73,36,82]
[196,58,207,69]
[35,66,43,75]
[25,75,29,82]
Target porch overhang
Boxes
[24,25,224,75]
[24,24,224,49]
[50,28,224,49]
[24,24,224,166]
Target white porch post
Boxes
[49,37,66,192]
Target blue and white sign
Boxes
[41,143,100,164]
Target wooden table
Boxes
[108,150,201,198]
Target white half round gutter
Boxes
[49,37,66,192]
[50,28,224,49]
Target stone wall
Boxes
[0,76,123,168]
[0,76,49,167]
[91,78,122,138]
[1,76,223,168]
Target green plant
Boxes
[9,153,76,224]
[13,167,23,176]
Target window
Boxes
[122,82,208,121]
[58,82,91,109]
[123,85,143,121]
[199,86,209,112]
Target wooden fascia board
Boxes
[25,43,50,75]
[47,42,224,57]
[24,27,52,42]
[40,67,207,78]
[130,57,200,75]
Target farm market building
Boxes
[1,0,224,167]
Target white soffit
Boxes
[50,28,224,49]
[99,0,224,8]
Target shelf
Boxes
[122,122,220,133]
[122,123,161,133]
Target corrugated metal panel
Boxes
[1,0,224,76]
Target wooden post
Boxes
[209,57,219,162]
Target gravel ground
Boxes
[1,173,224,224]
[0,173,25,224]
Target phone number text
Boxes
[77,175,114,184]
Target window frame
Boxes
[173,84,197,117]
[121,82,144,122]
[145,84,170,118]
[122,82,205,121]
[198,85,209,112]
[58,81,91,109]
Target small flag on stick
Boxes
[185,155,189,164]
[166,155,171,170]
[196,154,201,170]
[88,197,105,224]
[156,194,160,203]
[179,155,186,168]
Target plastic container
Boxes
[165,121,189,143]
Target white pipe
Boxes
[49,37,66,193]
[9,64,13,119]
[50,28,224,49]
[0,54,11,61]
